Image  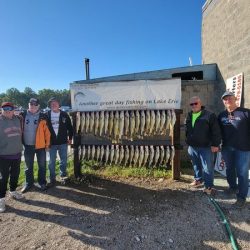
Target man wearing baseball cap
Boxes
[0,102,24,213]
[20,98,51,193]
[218,91,250,208]
[46,97,73,185]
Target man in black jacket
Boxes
[185,96,221,194]
[46,97,73,185]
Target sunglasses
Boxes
[29,103,39,106]
[2,106,14,111]
[190,102,199,106]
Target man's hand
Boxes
[68,139,72,145]
[211,146,219,153]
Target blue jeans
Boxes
[222,147,250,200]
[188,146,214,188]
[24,145,47,186]
[48,144,68,182]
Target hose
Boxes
[207,196,239,250]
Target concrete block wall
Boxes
[202,0,250,108]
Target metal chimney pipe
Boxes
[85,58,90,80]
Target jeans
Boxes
[188,146,214,188]
[221,147,250,200]
[48,144,68,182]
[24,145,47,187]
[0,158,21,198]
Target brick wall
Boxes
[202,0,250,107]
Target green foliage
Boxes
[0,87,70,109]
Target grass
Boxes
[18,158,193,186]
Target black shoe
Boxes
[47,180,56,188]
[40,184,47,191]
[21,185,32,193]
[233,198,246,208]
[224,187,238,196]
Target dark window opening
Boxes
[172,71,203,80]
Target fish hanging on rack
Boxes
[119,145,124,165]
[129,145,134,166]
[119,111,124,139]
[138,146,144,167]
[104,145,110,165]
[129,111,135,140]
[145,110,151,135]
[169,109,176,136]
[85,112,90,133]
[170,145,175,163]
[96,145,100,161]
[164,146,170,165]
[94,111,100,135]
[124,145,130,166]
[159,110,166,135]
[158,145,165,166]
[91,145,96,160]
[108,111,114,137]
[153,146,160,167]
[134,110,140,135]
[87,145,91,160]
[76,112,81,134]
[133,145,139,166]
[99,111,105,136]
[113,111,120,141]
[142,145,149,167]
[81,145,86,160]
[114,145,120,165]
[80,112,85,135]
[148,146,155,168]
[100,145,105,162]
[149,110,156,135]
[104,111,109,135]
[155,110,161,135]
[109,145,115,165]
[124,110,130,137]
[89,112,95,134]
[140,110,146,137]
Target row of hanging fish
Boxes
[76,109,176,141]
[79,144,175,168]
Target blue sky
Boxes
[0,0,205,94]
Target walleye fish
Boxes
[89,112,95,134]
[134,110,140,135]
[169,109,176,136]
[104,145,110,165]
[145,110,151,135]
[99,111,105,136]
[148,146,155,168]
[87,145,91,160]
[76,112,81,134]
[119,111,124,139]
[164,146,170,165]
[114,145,120,165]
[109,145,115,165]
[142,146,149,166]
[153,146,160,167]
[140,110,146,137]
[80,145,86,160]
[138,146,144,167]
[108,111,114,137]
[96,146,100,161]
[133,146,139,166]
[85,112,90,133]
[149,110,156,135]
[80,112,85,135]
[91,145,96,160]
[166,110,171,131]
[113,111,120,141]
[158,145,165,166]
[129,145,134,166]
[100,145,105,162]
[124,145,130,166]
[124,111,130,137]
[119,145,124,165]
[170,145,175,163]
[159,110,166,135]
[104,111,109,135]
[94,112,100,135]
[129,110,135,139]
[155,110,161,134]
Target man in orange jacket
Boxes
[20,98,51,193]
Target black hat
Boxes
[29,98,40,105]
[221,91,235,100]
[48,97,60,107]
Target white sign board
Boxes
[70,79,181,111]
[226,73,243,107]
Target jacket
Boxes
[20,111,51,149]
[47,110,73,145]
[185,107,221,147]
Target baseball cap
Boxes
[221,91,235,100]
[1,102,15,108]
[47,97,60,107]
[29,98,40,105]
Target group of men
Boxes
[0,97,73,212]
[186,91,250,208]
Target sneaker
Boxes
[9,191,24,200]
[39,184,47,191]
[0,198,6,213]
[21,185,32,193]
[233,198,246,208]
[203,187,216,195]
[189,180,203,188]
[47,180,56,188]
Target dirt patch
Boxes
[0,175,249,250]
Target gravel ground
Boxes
[0,175,249,250]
